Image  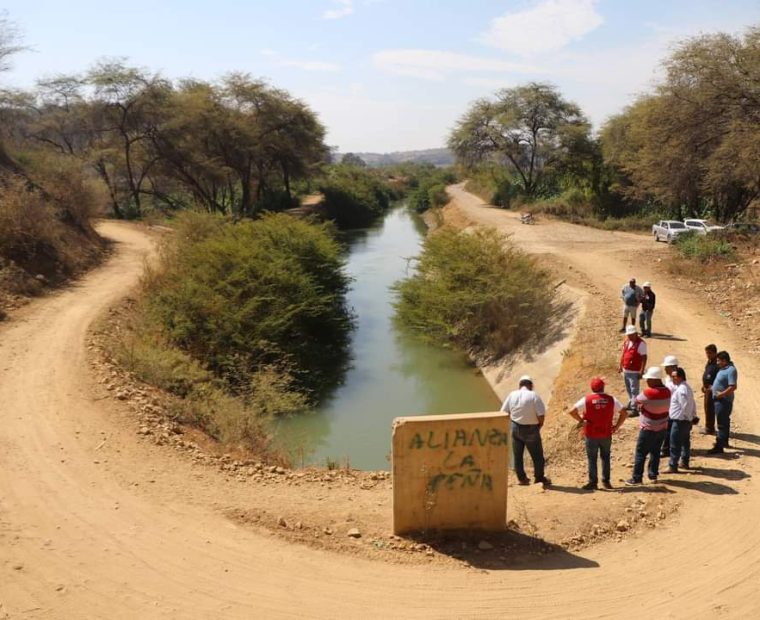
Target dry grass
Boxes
[0,169,105,297]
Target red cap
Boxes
[590,377,605,392]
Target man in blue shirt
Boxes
[708,351,738,454]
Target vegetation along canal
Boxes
[274,205,500,470]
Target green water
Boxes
[273,205,500,470]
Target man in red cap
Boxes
[565,377,628,490]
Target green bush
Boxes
[674,230,735,262]
[319,166,390,228]
[393,226,556,359]
[143,211,352,398]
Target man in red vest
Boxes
[619,325,648,415]
[566,377,628,490]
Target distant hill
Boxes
[337,148,455,167]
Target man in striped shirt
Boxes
[626,366,672,485]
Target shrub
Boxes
[319,166,390,228]
[393,226,557,359]
[110,316,293,455]
[674,230,735,262]
[0,170,104,282]
[143,211,352,398]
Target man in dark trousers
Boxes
[626,366,672,485]
[565,377,628,490]
[701,344,719,436]
[500,375,552,488]
[708,351,738,454]
[639,281,656,337]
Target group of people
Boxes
[500,314,739,490]
[621,277,656,337]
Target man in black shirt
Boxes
[639,282,656,337]
[701,344,719,435]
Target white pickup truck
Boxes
[652,220,689,243]
[683,218,724,234]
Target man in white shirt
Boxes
[666,367,697,473]
[661,355,679,458]
[500,375,551,488]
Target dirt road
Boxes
[1,206,759,618]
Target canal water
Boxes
[272,205,500,470]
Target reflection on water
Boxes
[272,205,500,470]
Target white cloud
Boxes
[481,0,603,55]
[323,0,354,20]
[280,59,341,72]
[373,49,542,81]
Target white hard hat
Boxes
[643,281,652,287]
[643,366,663,380]
[519,375,533,383]
[662,355,679,366]
[625,325,638,335]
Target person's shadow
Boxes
[732,432,760,446]
[648,332,687,341]
[661,478,738,495]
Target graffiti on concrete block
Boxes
[408,427,508,451]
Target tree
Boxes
[600,27,760,222]
[86,60,171,218]
[0,11,24,74]
[341,153,366,167]
[0,12,26,173]
[448,82,592,198]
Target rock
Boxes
[138,426,152,435]
[478,540,494,551]
[323,526,333,535]
[294,521,303,530]
[277,516,287,528]
[616,520,630,532]
[347,528,361,538]
[275,466,286,475]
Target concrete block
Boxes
[392,412,508,534]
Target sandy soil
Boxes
[1,199,759,618]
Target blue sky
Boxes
[2,1,759,152]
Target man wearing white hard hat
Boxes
[639,282,656,337]
[660,355,679,457]
[618,325,648,415]
[626,366,671,485]
[500,375,551,488]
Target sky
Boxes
[2,1,759,153]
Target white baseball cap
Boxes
[662,355,679,366]
[643,281,652,287]
[625,325,638,335]
[643,366,663,380]
[519,375,533,383]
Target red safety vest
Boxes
[621,338,645,372]
[583,393,616,439]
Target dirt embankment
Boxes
[1,201,760,618]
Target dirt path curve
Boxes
[1,213,759,618]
